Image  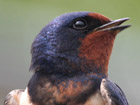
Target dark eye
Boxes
[73,20,87,29]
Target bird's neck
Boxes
[35,53,108,77]
[30,47,111,77]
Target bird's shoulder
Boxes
[100,78,129,105]
[4,89,24,105]
[4,88,34,105]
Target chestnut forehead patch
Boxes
[88,12,111,24]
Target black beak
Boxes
[94,18,131,33]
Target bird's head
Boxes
[30,12,130,76]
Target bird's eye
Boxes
[73,20,87,29]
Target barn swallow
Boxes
[4,12,130,105]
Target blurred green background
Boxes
[0,0,140,104]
